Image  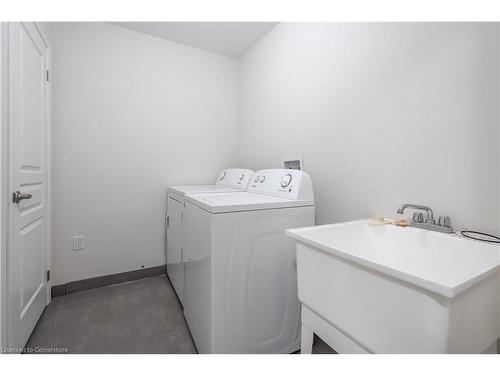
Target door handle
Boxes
[12,191,32,204]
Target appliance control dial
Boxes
[260,176,266,183]
[239,174,245,181]
[281,174,292,188]
[218,171,226,181]
[254,176,260,183]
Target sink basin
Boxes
[287,220,500,353]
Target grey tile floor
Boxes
[26,275,335,354]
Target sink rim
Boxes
[287,219,500,298]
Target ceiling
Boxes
[110,22,278,58]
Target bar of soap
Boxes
[367,217,392,225]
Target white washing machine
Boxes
[166,168,254,305]
[182,169,315,353]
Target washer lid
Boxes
[184,192,314,214]
[168,185,244,196]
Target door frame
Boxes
[0,22,51,350]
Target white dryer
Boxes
[182,169,315,353]
[166,168,254,305]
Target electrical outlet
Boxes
[72,235,85,251]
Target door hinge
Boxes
[166,215,170,228]
[46,270,51,282]
[46,69,50,82]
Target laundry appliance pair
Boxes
[166,168,315,353]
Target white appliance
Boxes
[166,168,254,305]
[182,169,315,353]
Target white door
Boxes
[7,22,49,350]
[166,196,184,304]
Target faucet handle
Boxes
[413,212,425,223]
[438,215,452,227]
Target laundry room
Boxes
[1,1,500,372]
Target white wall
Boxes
[0,22,7,348]
[50,23,239,285]
[50,22,500,285]
[239,23,500,233]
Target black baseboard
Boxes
[51,265,167,298]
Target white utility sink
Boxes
[287,220,500,354]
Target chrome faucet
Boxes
[397,204,435,224]
[396,203,454,234]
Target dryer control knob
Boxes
[281,174,292,188]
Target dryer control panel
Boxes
[215,168,254,189]
[247,169,314,201]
